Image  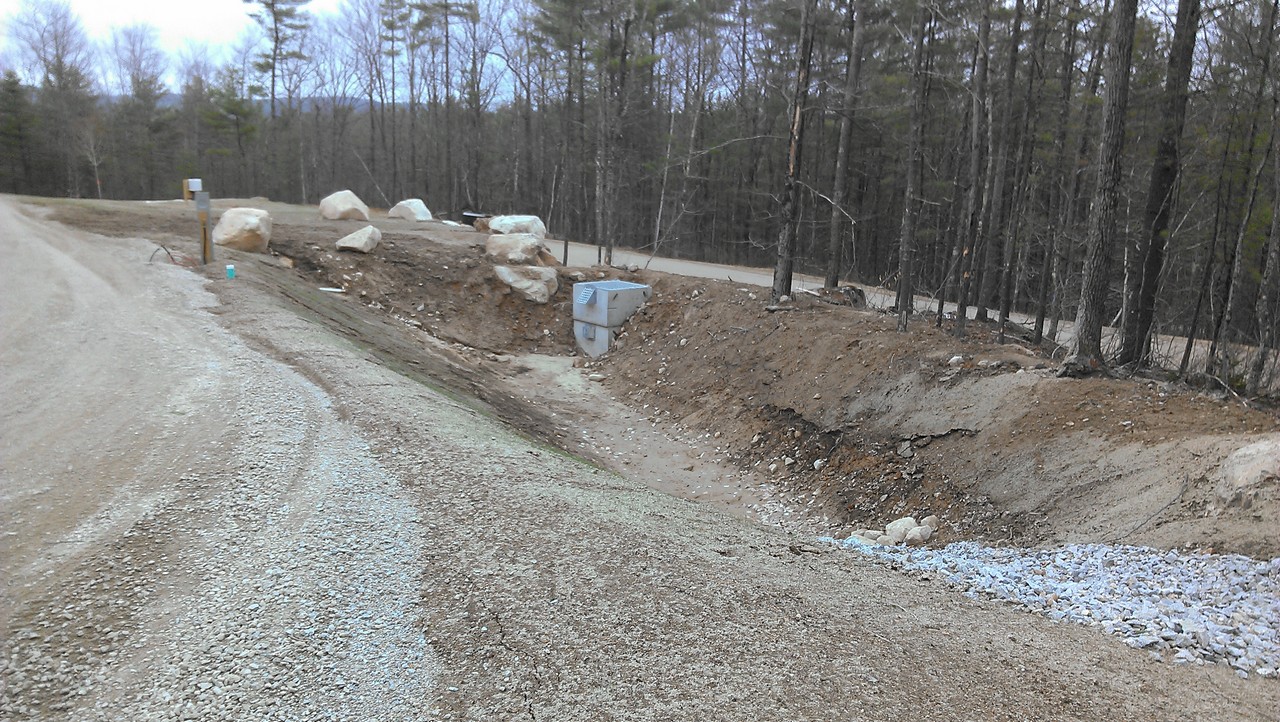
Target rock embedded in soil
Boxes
[494,265,558,304]
[905,526,932,546]
[484,233,544,264]
[335,225,381,254]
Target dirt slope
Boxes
[600,277,1280,557]
[6,196,1278,719]
[40,196,1277,558]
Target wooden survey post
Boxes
[195,191,212,265]
[183,178,202,201]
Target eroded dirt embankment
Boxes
[598,277,1279,557]
[41,197,1280,558]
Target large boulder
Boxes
[485,233,543,264]
[487,215,547,238]
[1215,437,1280,510]
[883,516,919,545]
[319,190,370,221]
[336,225,382,253]
[494,265,558,304]
[388,198,432,221]
[212,208,272,253]
[904,525,933,546]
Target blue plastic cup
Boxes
[226,264,236,279]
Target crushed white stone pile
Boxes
[827,537,1280,679]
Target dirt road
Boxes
[3,197,1277,720]
[1,200,431,719]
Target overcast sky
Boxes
[0,0,345,57]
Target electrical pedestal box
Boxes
[572,280,652,358]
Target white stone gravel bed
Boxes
[827,537,1280,679]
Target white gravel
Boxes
[828,537,1280,678]
[1,304,435,720]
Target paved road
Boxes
[556,239,1073,338]
[555,238,1267,375]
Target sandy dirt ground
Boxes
[2,195,1278,720]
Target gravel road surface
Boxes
[3,197,1278,720]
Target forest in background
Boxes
[0,0,1277,391]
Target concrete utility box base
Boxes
[571,280,652,357]
[572,280,652,327]
[574,321,619,358]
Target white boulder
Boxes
[904,526,932,546]
[923,515,942,531]
[1215,437,1280,509]
[319,190,370,221]
[485,233,543,264]
[212,208,271,253]
[494,265,558,304]
[487,215,547,238]
[336,225,382,253]
[388,198,432,221]
[884,516,919,545]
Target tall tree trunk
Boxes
[1062,0,1138,375]
[998,0,1049,342]
[974,0,1025,324]
[824,0,865,289]
[771,0,817,302]
[385,31,395,202]
[895,4,929,331]
[937,98,974,327]
[955,0,991,337]
[1050,0,1110,343]
[1182,129,1238,375]
[1116,0,1202,366]
[444,12,455,211]
[1209,0,1279,376]
[1036,0,1079,345]
[1247,129,1280,395]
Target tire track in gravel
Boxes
[0,198,436,721]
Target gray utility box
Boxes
[572,280,652,358]
[573,321,620,359]
[573,280,652,327]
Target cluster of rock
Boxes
[322,191,433,255]
[483,227,555,304]
[827,537,1280,678]
[848,515,941,546]
[211,191,561,306]
[479,216,559,304]
[325,190,414,256]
